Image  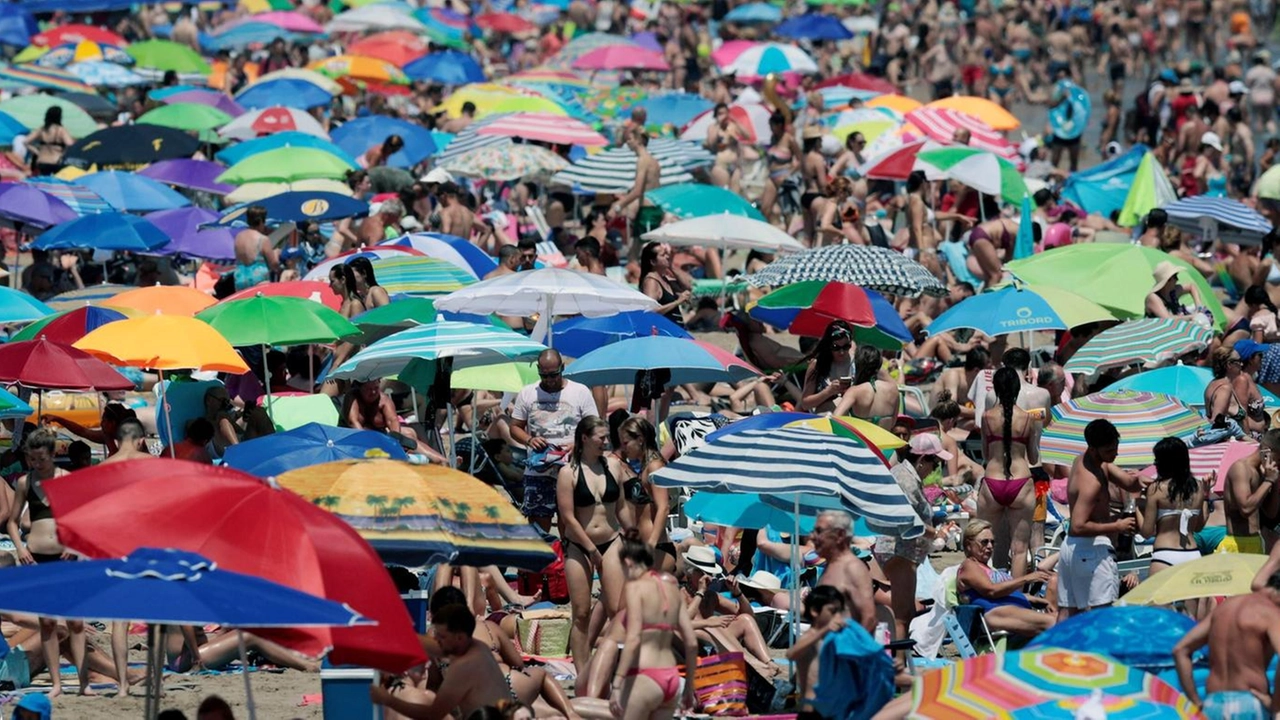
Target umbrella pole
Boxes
[144,624,161,720]
[446,403,455,467]
[469,393,478,476]
[262,344,274,425]
[159,369,176,459]
[238,630,259,720]
[790,495,800,650]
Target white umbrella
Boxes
[642,215,805,252]
[325,5,425,33]
[224,179,353,204]
[433,268,659,346]
[218,107,329,141]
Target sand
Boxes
[46,670,322,719]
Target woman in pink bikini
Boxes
[978,367,1042,578]
[610,531,696,720]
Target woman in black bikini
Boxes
[556,416,633,677]
[27,106,74,176]
[617,416,674,572]
[638,242,691,328]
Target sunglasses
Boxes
[539,369,563,379]
[976,538,994,547]
[832,343,852,352]
[1229,357,1244,365]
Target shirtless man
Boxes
[232,206,278,290]
[100,419,151,464]
[610,130,661,261]
[936,346,988,424]
[436,183,475,240]
[360,198,405,247]
[574,237,606,276]
[1220,430,1280,554]
[485,245,520,280]
[1174,570,1280,720]
[440,101,476,134]
[1058,419,1146,620]
[979,348,1051,430]
[813,510,876,633]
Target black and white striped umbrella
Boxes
[551,146,695,193]
[747,244,947,298]
[435,115,512,164]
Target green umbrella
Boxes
[1117,151,1177,227]
[1005,244,1226,330]
[267,393,340,432]
[126,40,212,75]
[196,295,359,347]
[1257,164,1280,203]
[354,298,502,342]
[0,95,96,136]
[136,103,232,132]
[646,184,765,221]
[916,147,1027,205]
[451,361,539,393]
[216,148,355,185]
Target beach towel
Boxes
[813,624,895,720]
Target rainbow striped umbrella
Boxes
[1063,319,1213,376]
[0,63,93,93]
[1039,391,1209,469]
[911,648,1202,719]
[25,176,113,215]
[46,284,130,313]
[363,256,475,297]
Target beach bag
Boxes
[514,608,571,658]
[689,652,750,716]
[516,540,570,604]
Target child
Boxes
[787,585,847,720]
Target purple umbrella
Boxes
[630,31,663,53]
[162,89,246,118]
[137,159,236,196]
[144,207,236,261]
[0,184,78,230]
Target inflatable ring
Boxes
[1049,80,1092,141]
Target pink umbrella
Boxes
[1139,439,1257,492]
[572,45,670,72]
[219,11,324,34]
[679,102,772,144]
[710,40,757,70]
[476,112,609,146]
[904,106,1019,161]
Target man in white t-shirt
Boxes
[509,349,598,530]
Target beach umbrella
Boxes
[1161,195,1272,245]
[579,85,651,119]
[474,11,537,34]
[310,55,408,85]
[349,256,474,297]
[67,60,146,87]
[214,191,368,227]
[347,297,496,342]
[196,294,359,347]
[229,10,324,33]
[0,384,31,418]
[217,147,354,184]
[748,243,948,298]
[1118,152,1179,227]
[414,7,477,49]
[45,284,130,313]
[1257,164,1280,202]
[1009,696,1190,719]
[278,458,556,569]
[204,23,310,51]
[904,106,1020,161]
[32,24,125,47]
[63,125,200,169]
[223,280,341,311]
[725,3,784,22]
[225,179,357,204]
[866,93,924,114]
[214,131,356,167]
[32,212,169,252]
[42,458,427,673]
[551,311,692,359]
[637,92,713,129]
[53,91,117,121]
[77,171,192,212]
[143,207,235,260]
[9,305,129,344]
[23,176,113,215]
[749,281,912,349]
[643,215,805,253]
[29,41,133,68]
[552,147,693,193]
[347,31,428,67]
[235,77,332,110]
[137,102,231,132]
[126,39,210,74]
[0,287,50,325]
[0,63,95,93]
[1122,553,1266,605]
[1063,318,1214,375]
[927,284,1114,337]
[544,31,642,69]
[1006,244,1226,329]
[330,115,437,168]
[572,45,669,71]
[475,112,608,146]
[75,314,248,374]
[775,13,853,40]
[326,4,426,33]
[105,285,216,317]
[565,336,759,386]
[684,491,818,532]
[926,95,1021,131]
[1113,365,1280,409]
[379,232,498,279]
[329,320,546,380]
[219,106,329,140]
[0,337,132,390]
[0,94,95,136]
[1038,390,1209,469]
[450,361,538,394]
[916,147,1027,204]
[0,6,35,48]
[224,423,407,477]
[441,83,569,119]
[252,67,342,94]
[403,49,484,84]
[645,183,763,221]
[0,183,77,229]
[162,89,245,117]
[720,42,818,75]
[910,649,1200,718]
[679,102,773,144]
[138,159,235,195]
[441,144,569,182]
[1026,607,1196,670]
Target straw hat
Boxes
[737,570,783,592]
[1151,261,1181,292]
[802,125,824,141]
[684,545,724,577]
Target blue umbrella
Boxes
[212,191,370,226]
[404,50,485,85]
[236,77,333,110]
[684,491,816,532]
[564,336,759,386]
[204,23,308,52]
[24,176,114,216]
[0,183,77,229]
[223,423,408,478]
[0,384,33,418]
[1163,195,1273,245]
[68,60,146,87]
[0,286,52,323]
[552,311,692,358]
[381,232,497,279]
[331,116,438,169]
[1026,606,1198,669]
[724,2,783,22]
[775,13,854,40]
[147,84,201,100]
[77,171,192,212]
[705,411,816,443]
[1109,363,1280,408]
[32,212,170,252]
[0,111,25,145]
[638,93,713,129]
[926,284,1115,338]
[0,5,35,48]
[214,131,358,167]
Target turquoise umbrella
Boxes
[328,320,546,381]
[1109,364,1280,408]
[0,285,53,323]
[684,491,815,532]
[645,183,764,221]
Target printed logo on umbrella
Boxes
[1190,571,1232,586]
[302,199,330,217]
[999,306,1054,329]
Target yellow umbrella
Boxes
[253,68,343,94]
[926,95,1021,131]
[1121,553,1265,605]
[441,84,568,118]
[104,286,217,316]
[831,119,898,144]
[308,55,409,85]
[787,416,906,451]
[74,315,249,373]
[451,361,538,393]
[54,166,87,181]
[72,40,107,63]
[12,45,49,64]
[276,459,557,569]
[866,94,922,114]
[225,179,354,204]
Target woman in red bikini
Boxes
[967,217,1041,289]
[610,531,696,720]
[978,367,1042,578]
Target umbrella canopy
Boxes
[330,320,546,380]
[196,294,359,347]
[725,3,784,22]
[904,106,1020,161]
[222,423,407,477]
[215,131,356,167]
[347,31,428,67]
[24,176,112,215]
[43,458,426,672]
[137,159,235,195]
[327,4,426,33]
[645,183,763,221]
[1257,164,1280,202]
[223,280,341,312]
[565,336,760,386]
[379,232,498,279]
[749,281,912,348]
[349,297,496,343]
[310,55,408,85]
[551,311,692,359]
[219,106,329,141]
[276,459,556,570]
[926,95,1021,130]
[704,410,907,451]
[642,215,805,252]
[126,39,210,74]
[1026,607,1195,670]
[63,125,200,169]
[1038,391,1209,469]
[1064,319,1214,376]
[144,206,235,260]
[105,285,216,317]
[67,60,145,87]
[77,171,192,212]
[572,45,669,71]
[404,50,484,84]
[10,305,129,344]
[354,256,474,297]
[330,115,437,168]
[1118,152,1180,227]
[0,63,95,94]
[0,337,133,390]
[653,427,918,534]
[916,147,1027,204]
[683,491,817,532]
[252,68,342,95]
[136,102,232,132]
[474,12,537,34]
[31,212,170,252]
[214,190,368,226]
[1162,195,1273,245]
[1139,439,1257,492]
[0,94,96,136]
[45,284,129,312]
[434,267,659,321]
[235,77,333,111]
[775,13,853,40]
[552,147,694,193]
[1006,244,1226,330]
[75,315,249,373]
[720,42,818,75]
[33,25,125,48]
[928,284,1115,337]
[53,91,116,121]
[680,103,775,144]
[440,143,569,182]
[0,183,77,228]
[1122,553,1266,605]
[1008,696,1190,720]
[476,112,608,146]
[303,246,425,282]
[748,244,948,298]
[218,147,353,184]
[1110,364,1280,409]
[451,361,538,393]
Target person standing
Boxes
[813,510,876,632]
[1220,429,1280,554]
[232,206,277,290]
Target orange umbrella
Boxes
[74,315,248,373]
[104,286,217,316]
[866,94,922,114]
[926,95,1020,131]
[309,55,409,85]
[348,32,428,68]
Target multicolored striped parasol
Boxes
[358,256,475,297]
[1038,391,1209,469]
[1063,319,1214,376]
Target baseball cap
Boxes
[908,433,954,461]
[1235,339,1270,361]
[1229,80,1248,95]
[421,168,453,184]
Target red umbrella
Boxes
[475,12,537,34]
[816,72,898,95]
[32,24,127,48]
[861,138,933,181]
[0,338,133,391]
[223,280,342,312]
[904,106,1019,161]
[45,459,426,673]
[348,32,428,68]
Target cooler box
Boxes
[321,666,382,720]
[402,591,429,634]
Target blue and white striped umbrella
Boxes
[328,320,546,381]
[652,427,920,534]
[380,232,498,280]
[68,61,146,87]
[1162,196,1272,245]
[552,146,695,193]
